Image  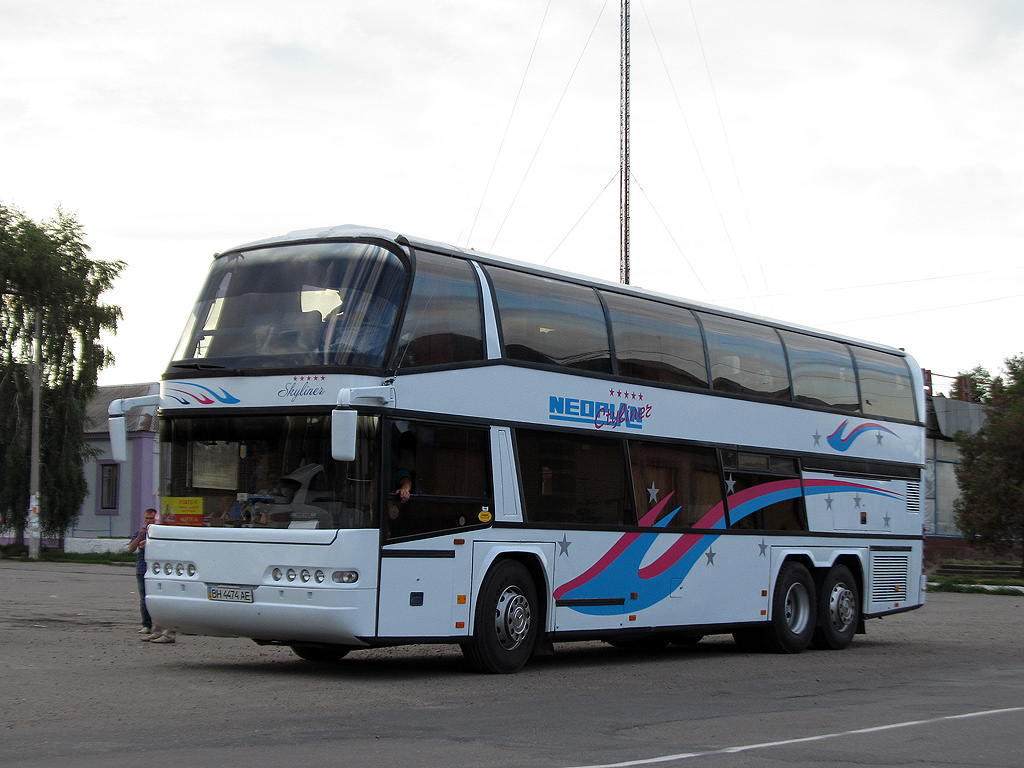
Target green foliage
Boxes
[954,354,1024,574]
[0,203,125,538]
[0,544,136,564]
[952,365,992,403]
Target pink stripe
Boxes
[553,493,674,598]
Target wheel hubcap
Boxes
[784,582,811,634]
[829,583,856,631]
[494,585,531,650]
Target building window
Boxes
[100,463,120,511]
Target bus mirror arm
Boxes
[336,386,395,408]
[107,394,161,463]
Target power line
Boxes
[716,269,1022,302]
[489,1,610,253]
[820,292,1024,327]
[637,0,750,299]
[465,0,552,248]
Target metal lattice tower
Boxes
[619,0,630,285]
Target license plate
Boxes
[207,585,254,603]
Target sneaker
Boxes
[140,632,162,641]
[138,626,153,635]
[150,633,175,644]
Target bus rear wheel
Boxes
[763,561,816,654]
[811,564,859,650]
[463,559,538,674]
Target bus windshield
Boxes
[160,413,381,530]
[171,241,407,370]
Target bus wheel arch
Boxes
[463,557,540,673]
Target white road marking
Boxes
[562,706,1024,768]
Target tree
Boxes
[951,365,992,404]
[0,203,125,541]
[954,354,1024,574]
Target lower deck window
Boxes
[517,430,632,526]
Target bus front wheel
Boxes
[463,559,538,674]
[811,564,859,650]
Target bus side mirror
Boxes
[331,409,358,462]
[108,393,159,464]
[109,416,128,463]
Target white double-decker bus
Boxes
[111,225,925,673]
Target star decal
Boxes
[825,496,834,511]
[758,539,768,557]
[853,494,862,509]
[557,534,571,557]
[647,483,660,504]
[705,549,716,566]
[813,431,822,447]
[883,514,892,528]
[725,474,736,494]
[607,389,645,401]
[876,433,885,445]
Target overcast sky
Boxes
[2,1,1021,392]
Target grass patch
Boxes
[0,544,135,565]
[928,574,1024,595]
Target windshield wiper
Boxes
[171,362,226,370]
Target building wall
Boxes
[74,430,159,539]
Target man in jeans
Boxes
[128,508,157,636]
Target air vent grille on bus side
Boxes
[905,482,921,514]
[870,554,910,603]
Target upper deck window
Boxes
[486,267,612,374]
[853,347,917,421]
[699,314,791,401]
[779,331,859,412]
[393,252,484,369]
[171,242,406,371]
[602,292,709,389]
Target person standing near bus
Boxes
[128,508,157,635]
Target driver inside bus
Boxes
[386,427,416,537]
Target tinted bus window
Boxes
[603,292,709,388]
[517,430,631,526]
[628,442,723,528]
[699,314,791,401]
[853,347,917,421]
[779,330,859,411]
[393,252,484,368]
[722,451,807,532]
[487,267,612,374]
[386,420,492,539]
[173,242,406,370]
[161,413,380,530]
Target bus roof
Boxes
[217,224,912,360]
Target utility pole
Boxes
[619,0,630,285]
[28,302,42,559]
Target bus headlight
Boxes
[272,568,283,581]
[332,570,358,584]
